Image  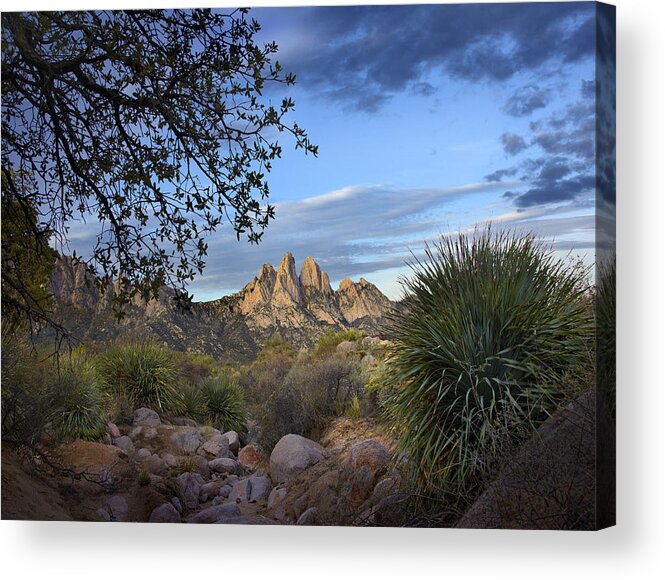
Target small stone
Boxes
[248,476,271,503]
[149,503,181,523]
[104,495,129,522]
[112,435,135,456]
[136,448,152,460]
[172,417,198,427]
[133,407,161,427]
[208,457,238,475]
[177,472,205,510]
[267,487,287,510]
[201,434,230,458]
[293,494,309,519]
[238,444,266,471]
[95,508,111,522]
[162,453,177,468]
[106,421,121,439]
[229,479,251,503]
[171,497,182,513]
[222,431,240,454]
[171,429,202,453]
[187,503,240,524]
[144,454,168,476]
[296,507,319,526]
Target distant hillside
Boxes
[49,253,396,361]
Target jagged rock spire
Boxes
[272,252,304,307]
[300,256,332,296]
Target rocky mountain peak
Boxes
[240,262,277,314]
[300,256,332,296]
[272,252,303,307]
[338,277,354,292]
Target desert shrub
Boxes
[197,375,247,433]
[1,332,49,442]
[179,385,206,421]
[382,228,594,498]
[258,353,366,448]
[45,351,107,441]
[97,342,180,417]
[170,350,221,385]
[314,327,365,356]
[241,334,296,408]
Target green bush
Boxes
[97,342,180,417]
[1,332,48,443]
[382,228,594,497]
[258,353,366,449]
[596,254,616,419]
[314,327,365,356]
[197,376,247,433]
[46,352,107,441]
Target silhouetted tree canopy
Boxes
[1,8,317,323]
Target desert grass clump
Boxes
[197,376,247,433]
[97,342,180,416]
[46,352,107,441]
[382,228,593,498]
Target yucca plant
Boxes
[97,343,180,415]
[198,375,247,433]
[596,253,616,419]
[46,352,107,441]
[382,227,594,497]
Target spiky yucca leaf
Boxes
[382,228,593,496]
[98,343,180,415]
[198,376,247,433]
[47,352,107,441]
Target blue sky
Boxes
[66,2,612,301]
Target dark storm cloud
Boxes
[504,85,550,117]
[260,3,596,112]
[514,174,595,208]
[501,133,527,156]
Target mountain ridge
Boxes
[49,253,396,361]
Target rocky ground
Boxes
[1,409,406,526]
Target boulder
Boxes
[133,407,161,427]
[171,429,202,454]
[201,434,230,458]
[209,457,238,475]
[188,503,241,524]
[238,443,266,471]
[269,434,324,484]
[171,497,182,513]
[162,453,177,468]
[112,435,135,456]
[149,503,181,523]
[106,422,121,439]
[222,431,240,454]
[343,439,390,479]
[296,507,319,526]
[104,495,128,522]
[177,472,205,510]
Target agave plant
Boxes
[382,227,594,496]
[97,343,180,415]
[198,375,247,433]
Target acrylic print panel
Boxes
[1,2,615,529]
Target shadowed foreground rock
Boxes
[457,389,615,530]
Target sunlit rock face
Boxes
[49,253,396,361]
